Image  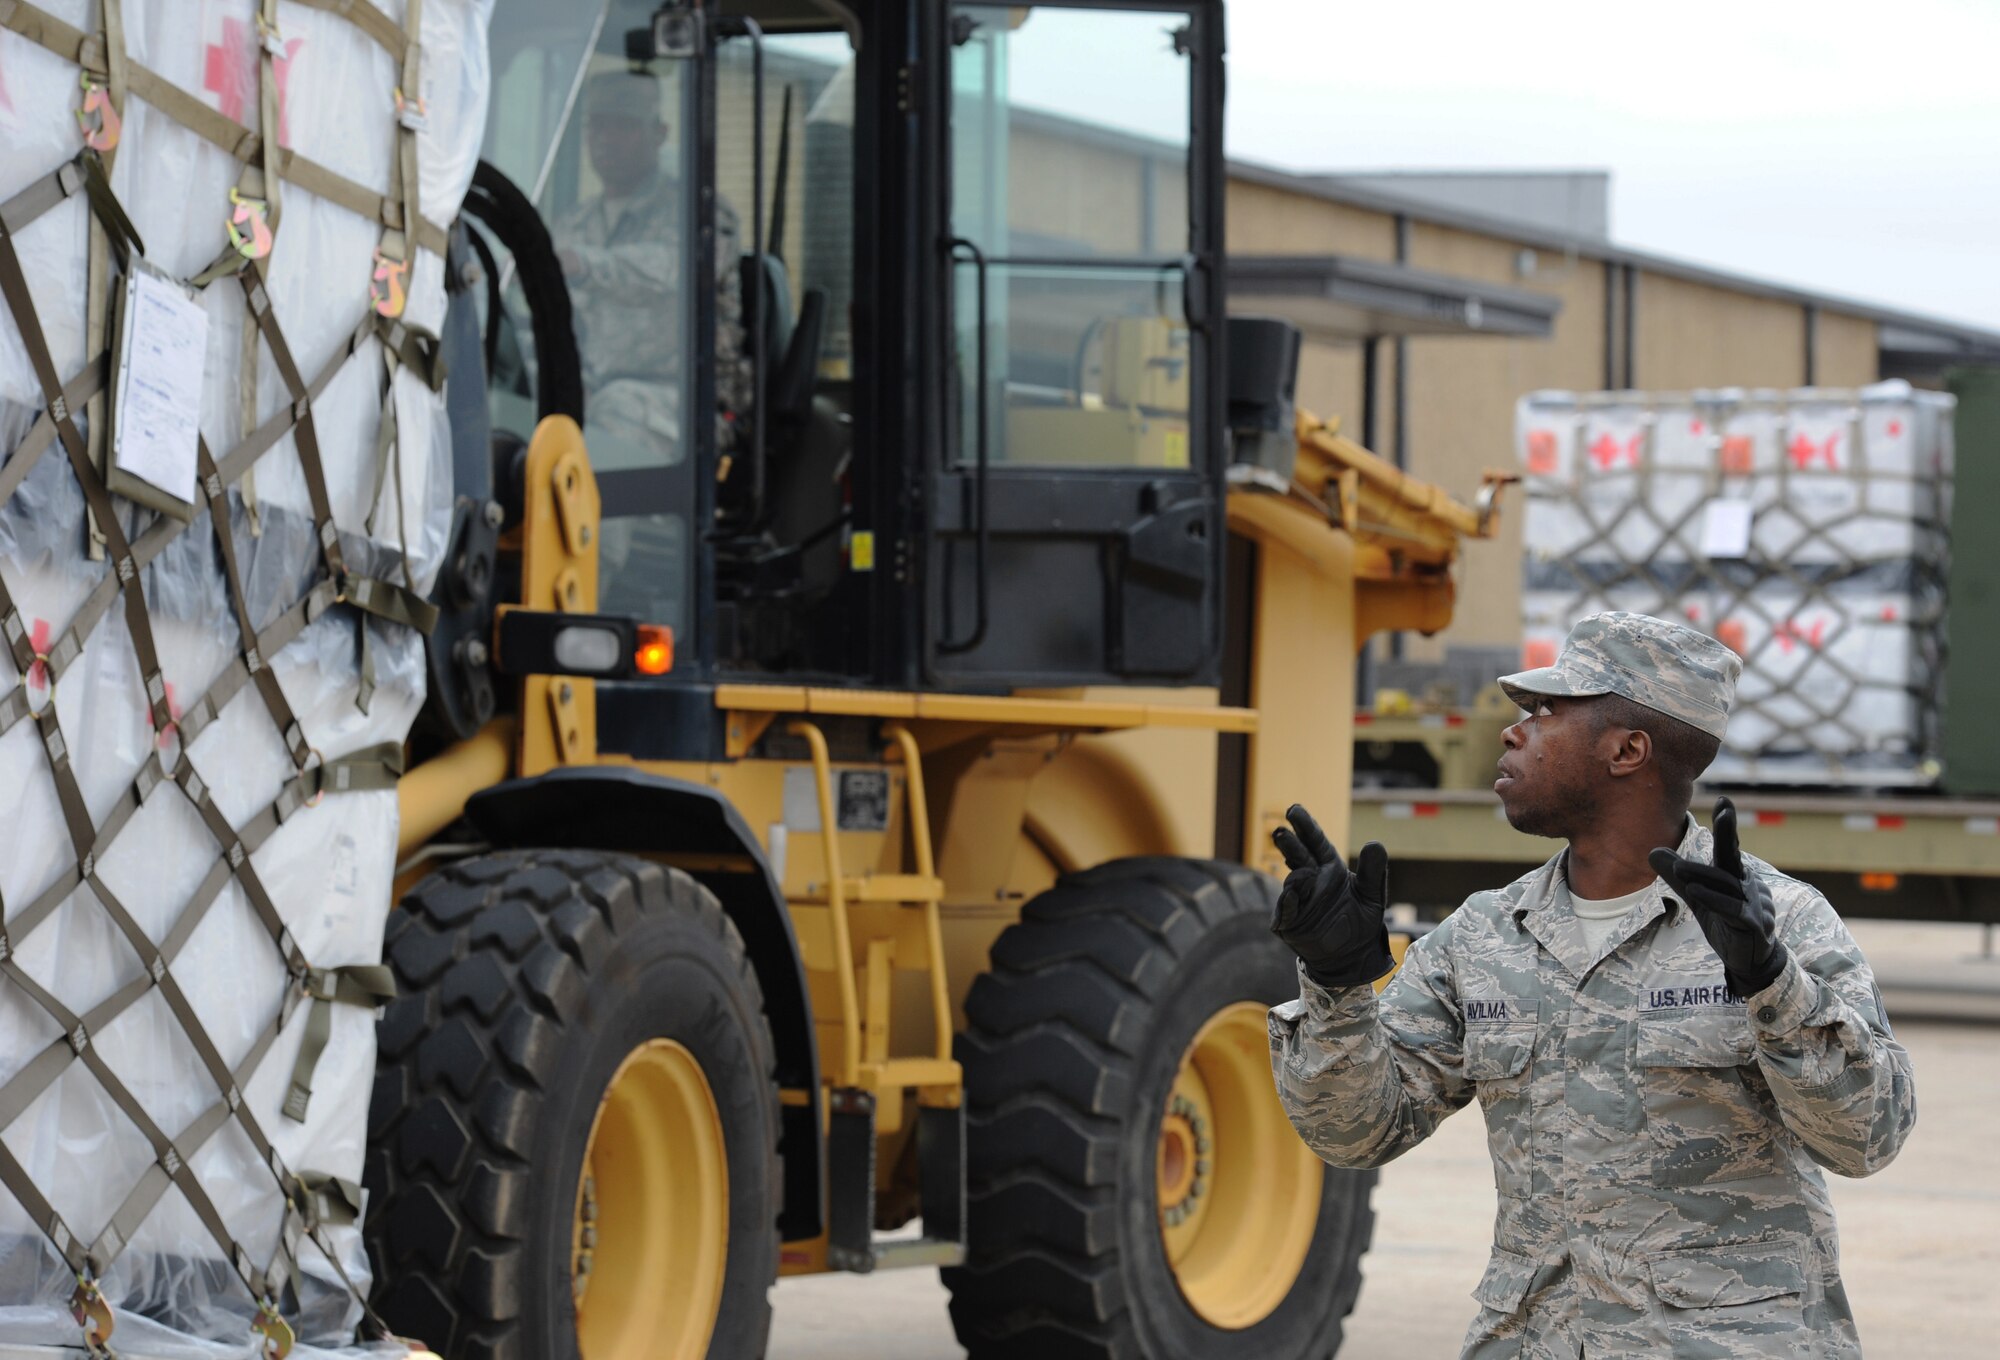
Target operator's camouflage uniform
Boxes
[552,174,750,460]
[1269,821,1915,1358]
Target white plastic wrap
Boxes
[0,1,491,1354]
[1517,383,1954,787]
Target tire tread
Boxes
[365,850,779,1359]
[944,856,1375,1360]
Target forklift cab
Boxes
[473,0,1227,749]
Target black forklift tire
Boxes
[943,856,1377,1360]
[364,850,781,1360]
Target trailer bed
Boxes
[1354,787,2000,923]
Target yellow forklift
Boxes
[371,3,1506,1357]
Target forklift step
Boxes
[825,1087,967,1274]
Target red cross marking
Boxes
[1587,432,1641,471]
[204,19,305,145]
[1690,419,1705,435]
[1786,432,1839,471]
[1774,618,1827,654]
[1886,419,1903,437]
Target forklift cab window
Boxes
[482,4,703,661]
[950,6,1196,470]
[710,22,861,672]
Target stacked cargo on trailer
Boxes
[1353,376,2000,928]
[1518,382,1953,787]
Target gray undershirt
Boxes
[1564,881,1654,953]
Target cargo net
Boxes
[0,1,461,1355]
[1518,385,1953,788]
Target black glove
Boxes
[1271,804,1393,989]
[1648,796,1789,999]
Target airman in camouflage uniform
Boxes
[1268,612,1915,1358]
[553,70,750,464]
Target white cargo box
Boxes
[1517,383,1953,786]
[0,1,488,1355]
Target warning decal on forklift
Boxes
[838,770,891,831]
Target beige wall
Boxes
[1296,341,1369,445]
[1393,227,1614,657]
[1010,128,1150,254]
[1223,175,1895,670]
[1228,180,1397,258]
[1632,272,1808,389]
[1817,311,1879,386]
[963,127,1915,677]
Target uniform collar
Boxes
[1513,814,1703,981]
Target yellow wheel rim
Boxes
[1157,1001,1322,1329]
[573,1039,728,1360]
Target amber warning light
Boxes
[635,624,674,676]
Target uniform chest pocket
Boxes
[1637,1010,1775,1187]
[1464,1023,1535,1083]
[1464,1010,1538,1198]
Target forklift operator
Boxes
[553,69,751,461]
[1267,611,1915,1358]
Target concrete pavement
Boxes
[768,921,2000,1358]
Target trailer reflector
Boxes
[1967,818,2000,836]
[1840,814,1906,832]
[1753,810,1786,827]
[1859,873,1900,892]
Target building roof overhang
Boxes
[1228,253,1561,342]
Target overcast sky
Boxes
[1219,0,2000,332]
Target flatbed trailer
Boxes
[1354,785,2000,925]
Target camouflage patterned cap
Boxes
[1499,611,1740,739]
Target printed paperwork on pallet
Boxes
[0,1,490,1355]
[1518,383,1954,787]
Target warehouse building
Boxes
[994,102,2000,683]
[1222,169,2000,697]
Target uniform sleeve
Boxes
[1747,887,1916,1178]
[1267,919,1475,1168]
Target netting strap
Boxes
[196,439,314,769]
[291,0,407,59]
[0,0,450,259]
[80,1,131,568]
[281,1171,399,1344]
[0,151,89,234]
[360,0,426,328]
[237,273,441,644]
[0,357,106,506]
[0,3,457,1346]
[1542,399,1945,755]
[0,744,399,1300]
[284,963,396,1123]
[0,187,175,747]
[0,910,270,1298]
